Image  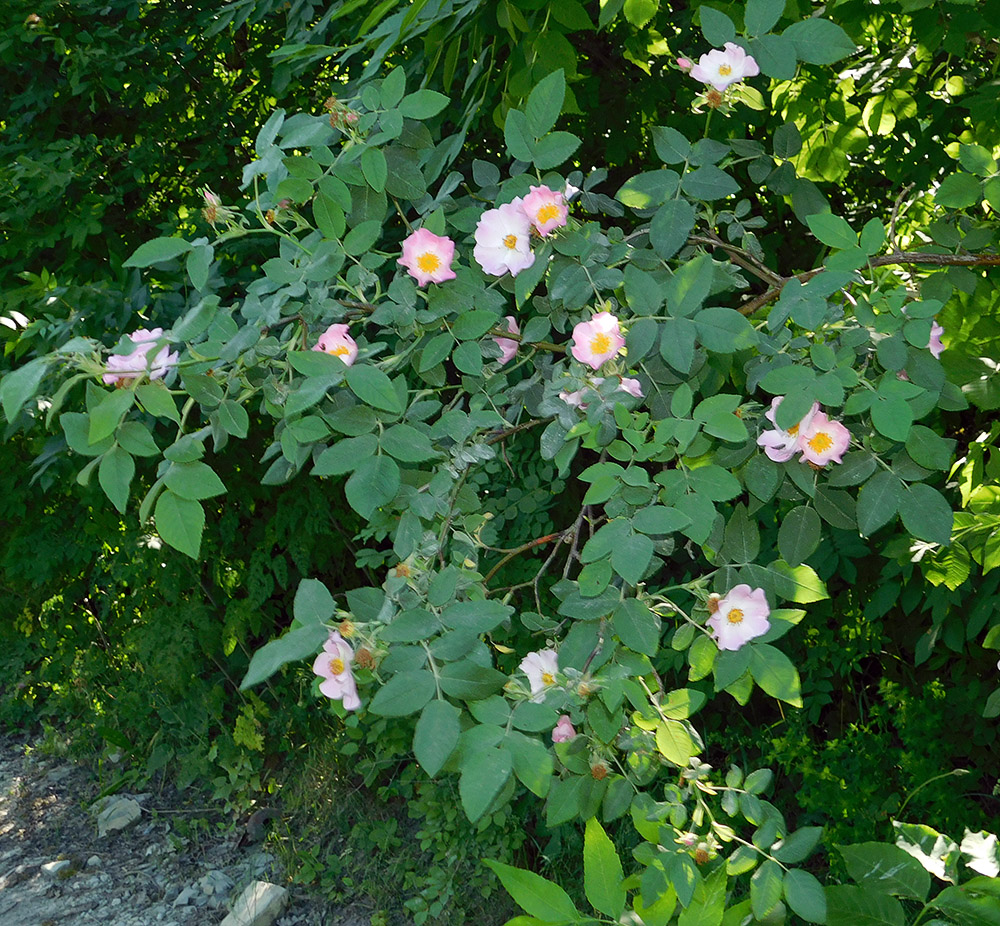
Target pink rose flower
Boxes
[398,227,457,287]
[929,320,945,359]
[312,631,361,710]
[551,715,577,744]
[312,323,358,365]
[103,328,179,386]
[618,377,643,398]
[473,199,535,277]
[690,42,760,92]
[521,185,568,237]
[493,315,520,365]
[707,585,770,651]
[797,410,851,466]
[570,312,625,370]
[756,397,819,463]
[676,56,693,71]
[519,648,559,702]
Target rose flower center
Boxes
[416,252,441,272]
[808,432,833,453]
[718,64,732,76]
[329,657,345,675]
[726,608,744,625]
[590,333,612,354]
[503,233,519,250]
[536,204,560,224]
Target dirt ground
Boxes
[0,732,372,926]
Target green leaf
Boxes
[899,483,953,546]
[313,193,346,240]
[768,561,828,603]
[294,578,336,624]
[650,199,696,260]
[836,843,930,901]
[806,214,856,250]
[773,827,824,864]
[784,870,827,924]
[893,821,959,883]
[397,89,450,118]
[935,172,982,209]
[438,661,509,700]
[380,424,437,462]
[345,456,400,518]
[660,317,697,372]
[655,719,695,766]
[623,0,658,28]
[369,670,435,717]
[871,395,912,441]
[652,125,691,164]
[633,505,691,535]
[154,489,205,559]
[136,383,180,422]
[745,0,785,35]
[721,504,760,564]
[856,471,903,536]
[186,243,213,291]
[695,307,758,352]
[459,746,512,822]
[89,388,135,444]
[413,699,461,777]
[611,532,654,585]
[504,109,535,162]
[343,219,382,256]
[525,69,566,137]
[782,18,857,64]
[825,885,904,926]
[613,598,661,656]
[361,147,387,193]
[616,170,679,209]
[313,434,379,475]
[750,644,802,707]
[116,421,160,457]
[682,165,739,200]
[164,461,227,500]
[346,364,403,413]
[61,413,113,457]
[666,254,714,318]
[239,623,329,689]
[533,131,582,169]
[773,122,802,159]
[1,358,49,422]
[905,425,955,471]
[483,860,580,922]
[752,860,785,921]
[700,5,736,44]
[507,731,554,798]
[98,445,135,513]
[123,237,192,267]
[778,506,821,567]
[584,818,626,918]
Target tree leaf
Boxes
[346,365,403,413]
[239,623,329,689]
[584,817,626,918]
[459,746,512,822]
[413,699,461,777]
[154,489,205,559]
[123,237,192,267]
[98,445,135,513]
[483,860,580,922]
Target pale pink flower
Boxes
[676,56,693,71]
[473,199,535,277]
[398,227,457,287]
[519,648,559,702]
[929,320,945,359]
[618,377,643,398]
[312,631,361,710]
[797,410,851,466]
[707,585,770,651]
[560,376,641,409]
[493,315,520,365]
[570,312,625,370]
[312,323,358,365]
[103,328,178,386]
[757,397,819,463]
[690,43,760,92]
[564,182,581,202]
[521,185,568,237]
[551,715,577,743]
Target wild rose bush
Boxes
[4,3,1000,923]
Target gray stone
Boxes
[219,881,288,926]
[97,797,142,836]
[86,855,102,868]
[41,859,72,879]
[173,886,197,907]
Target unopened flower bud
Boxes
[339,620,356,638]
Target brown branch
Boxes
[689,233,783,286]
[738,251,1000,316]
[482,532,564,585]
[485,418,547,445]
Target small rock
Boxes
[97,796,142,836]
[200,869,233,897]
[41,859,73,879]
[219,880,289,926]
[86,854,102,868]
[173,886,197,907]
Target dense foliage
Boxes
[4,1,1000,923]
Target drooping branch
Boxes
[737,251,1000,316]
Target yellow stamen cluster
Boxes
[503,233,519,250]
[726,608,744,625]
[536,203,561,224]
[590,333,612,354]
[329,657,345,676]
[416,252,441,272]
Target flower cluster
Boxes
[312,630,361,710]
[757,397,851,466]
[104,329,179,386]
[474,186,569,278]
[707,585,770,651]
[323,94,360,131]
